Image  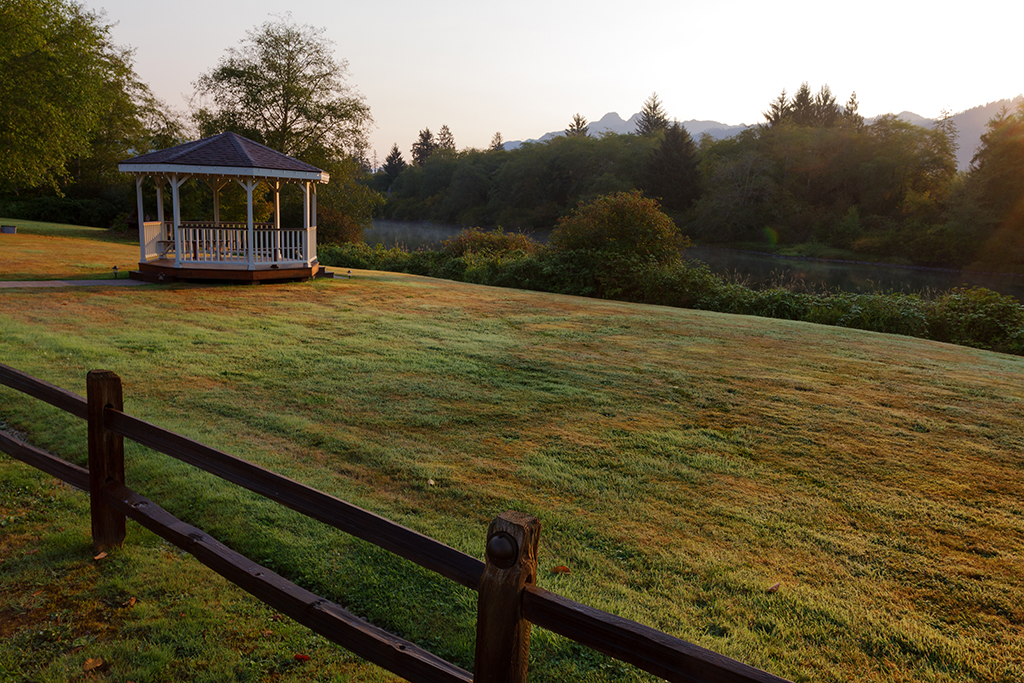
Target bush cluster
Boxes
[440,226,541,257]
[548,191,687,264]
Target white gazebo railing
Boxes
[142,221,316,267]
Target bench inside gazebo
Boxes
[119,132,330,283]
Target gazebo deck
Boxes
[132,259,325,283]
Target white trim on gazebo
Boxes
[121,163,327,183]
[118,133,330,282]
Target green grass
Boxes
[1,223,1022,682]
[0,217,137,281]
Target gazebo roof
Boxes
[118,132,329,183]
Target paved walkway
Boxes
[0,279,147,289]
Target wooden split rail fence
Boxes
[0,363,791,683]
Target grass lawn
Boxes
[0,217,138,281]
[0,222,1022,682]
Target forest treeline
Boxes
[371,86,1024,272]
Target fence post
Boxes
[87,370,125,552]
[474,511,541,683]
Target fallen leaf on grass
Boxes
[294,653,310,662]
[25,549,39,555]
[767,583,781,593]
[93,552,108,561]
[122,596,137,607]
[551,565,571,574]
[83,658,104,672]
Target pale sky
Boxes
[84,0,1021,164]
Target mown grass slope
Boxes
[1,221,1022,682]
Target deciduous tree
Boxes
[192,13,372,160]
[0,0,148,190]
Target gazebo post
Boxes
[302,182,310,233]
[310,183,317,266]
[209,178,224,261]
[170,175,187,267]
[135,176,146,264]
[302,181,311,264]
[241,178,258,270]
[271,180,281,262]
[155,178,167,243]
[212,182,220,226]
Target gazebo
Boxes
[119,132,330,283]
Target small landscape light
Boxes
[112,266,119,279]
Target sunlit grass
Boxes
[1,226,1022,682]
[0,217,137,280]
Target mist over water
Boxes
[368,221,1024,301]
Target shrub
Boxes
[926,287,1024,354]
[318,242,409,270]
[549,191,688,264]
[441,227,541,257]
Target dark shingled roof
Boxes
[121,132,324,174]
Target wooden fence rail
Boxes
[0,363,790,683]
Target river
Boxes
[366,220,1024,301]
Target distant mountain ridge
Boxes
[505,96,1023,170]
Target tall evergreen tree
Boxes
[789,83,815,126]
[814,85,840,127]
[489,131,505,151]
[641,122,701,211]
[933,109,959,157]
[565,113,590,138]
[763,89,790,128]
[437,124,455,150]
[383,143,405,183]
[842,92,864,128]
[636,93,669,136]
[411,128,437,165]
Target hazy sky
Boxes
[84,0,1020,163]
